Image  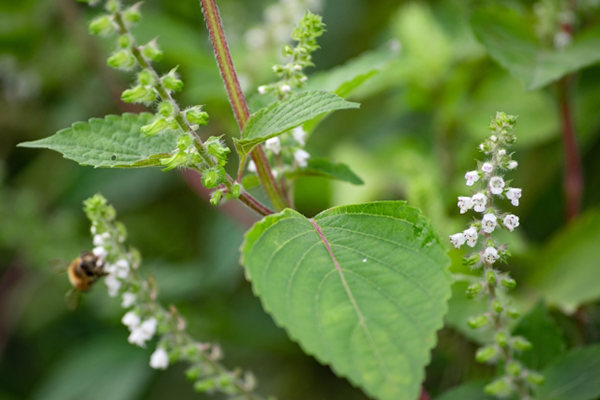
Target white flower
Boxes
[498,149,506,156]
[128,317,157,347]
[122,311,141,330]
[294,149,310,168]
[280,84,291,93]
[479,143,485,152]
[265,137,281,154]
[482,213,498,233]
[463,227,479,248]
[293,64,302,71]
[489,176,505,195]
[92,246,108,261]
[483,247,499,264]
[299,76,308,83]
[503,214,520,232]
[457,196,473,214]
[465,170,480,186]
[121,292,137,308]
[91,225,97,235]
[490,135,498,142]
[257,85,267,95]
[292,126,306,146]
[93,232,110,246]
[508,161,518,170]
[150,347,169,370]
[482,163,493,174]
[272,169,278,179]
[105,274,121,297]
[106,259,130,279]
[472,193,488,212]
[247,160,257,173]
[449,233,466,249]
[506,188,522,206]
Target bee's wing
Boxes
[49,259,69,274]
[64,288,81,311]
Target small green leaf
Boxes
[285,158,364,185]
[537,344,600,400]
[241,201,452,400]
[527,208,600,314]
[18,113,178,168]
[513,302,565,370]
[236,91,359,156]
[471,7,600,91]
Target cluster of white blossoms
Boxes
[450,113,543,399]
[83,194,261,397]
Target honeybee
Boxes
[50,251,107,310]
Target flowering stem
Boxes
[200,0,290,212]
[112,12,273,218]
[557,76,583,221]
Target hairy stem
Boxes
[112,12,273,217]
[199,0,289,212]
[557,77,583,221]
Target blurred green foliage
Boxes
[1,0,600,399]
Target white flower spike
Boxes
[128,317,157,347]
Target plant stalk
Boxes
[199,0,289,212]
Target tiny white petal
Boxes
[463,227,479,248]
[482,213,498,233]
[482,163,493,173]
[247,160,257,173]
[472,193,488,213]
[122,311,141,330]
[503,214,520,232]
[293,64,302,71]
[113,259,130,279]
[483,247,499,264]
[506,188,522,206]
[265,137,281,155]
[92,246,108,260]
[93,234,104,246]
[121,292,137,308]
[91,225,97,235]
[150,347,169,370]
[489,176,505,195]
[465,170,480,186]
[457,196,474,214]
[508,161,518,170]
[258,85,267,95]
[490,135,498,142]
[449,233,466,249]
[294,149,310,168]
[280,84,291,93]
[292,126,306,146]
[299,76,307,83]
[498,149,506,156]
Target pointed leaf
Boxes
[241,201,452,400]
[236,91,359,156]
[285,158,364,185]
[18,113,177,168]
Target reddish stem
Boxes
[419,387,432,400]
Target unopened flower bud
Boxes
[141,117,169,136]
[527,372,545,385]
[185,107,209,125]
[492,300,503,313]
[123,3,142,22]
[121,85,156,103]
[272,65,284,74]
[205,137,230,166]
[486,270,496,285]
[475,345,498,363]
[495,332,508,347]
[118,34,131,48]
[194,378,216,392]
[258,85,268,95]
[231,183,242,199]
[107,50,135,69]
[507,361,522,376]
[506,309,520,319]
[105,0,120,13]
[160,151,187,171]
[501,277,517,289]
[202,166,226,189]
[210,190,223,206]
[89,15,114,35]
[484,378,512,397]
[466,282,483,298]
[512,337,532,351]
[280,84,291,93]
[163,71,184,92]
[142,42,163,61]
[468,315,489,329]
[508,160,518,169]
[462,253,480,267]
[137,70,155,86]
[158,101,174,117]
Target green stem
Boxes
[199,0,289,212]
[112,13,273,217]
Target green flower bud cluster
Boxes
[160,135,203,171]
[258,11,325,98]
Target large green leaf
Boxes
[527,208,600,314]
[513,302,565,370]
[537,344,600,400]
[241,201,452,400]
[18,113,177,168]
[471,7,600,91]
[235,91,359,156]
[285,158,364,185]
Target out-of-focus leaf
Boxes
[512,302,565,370]
[537,344,600,400]
[18,113,176,168]
[445,281,491,344]
[235,91,359,156]
[241,201,452,400]
[285,158,364,185]
[435,382,494,400]
[471,7,600,90]
[31,336,152,400]
[528,208,600,314]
